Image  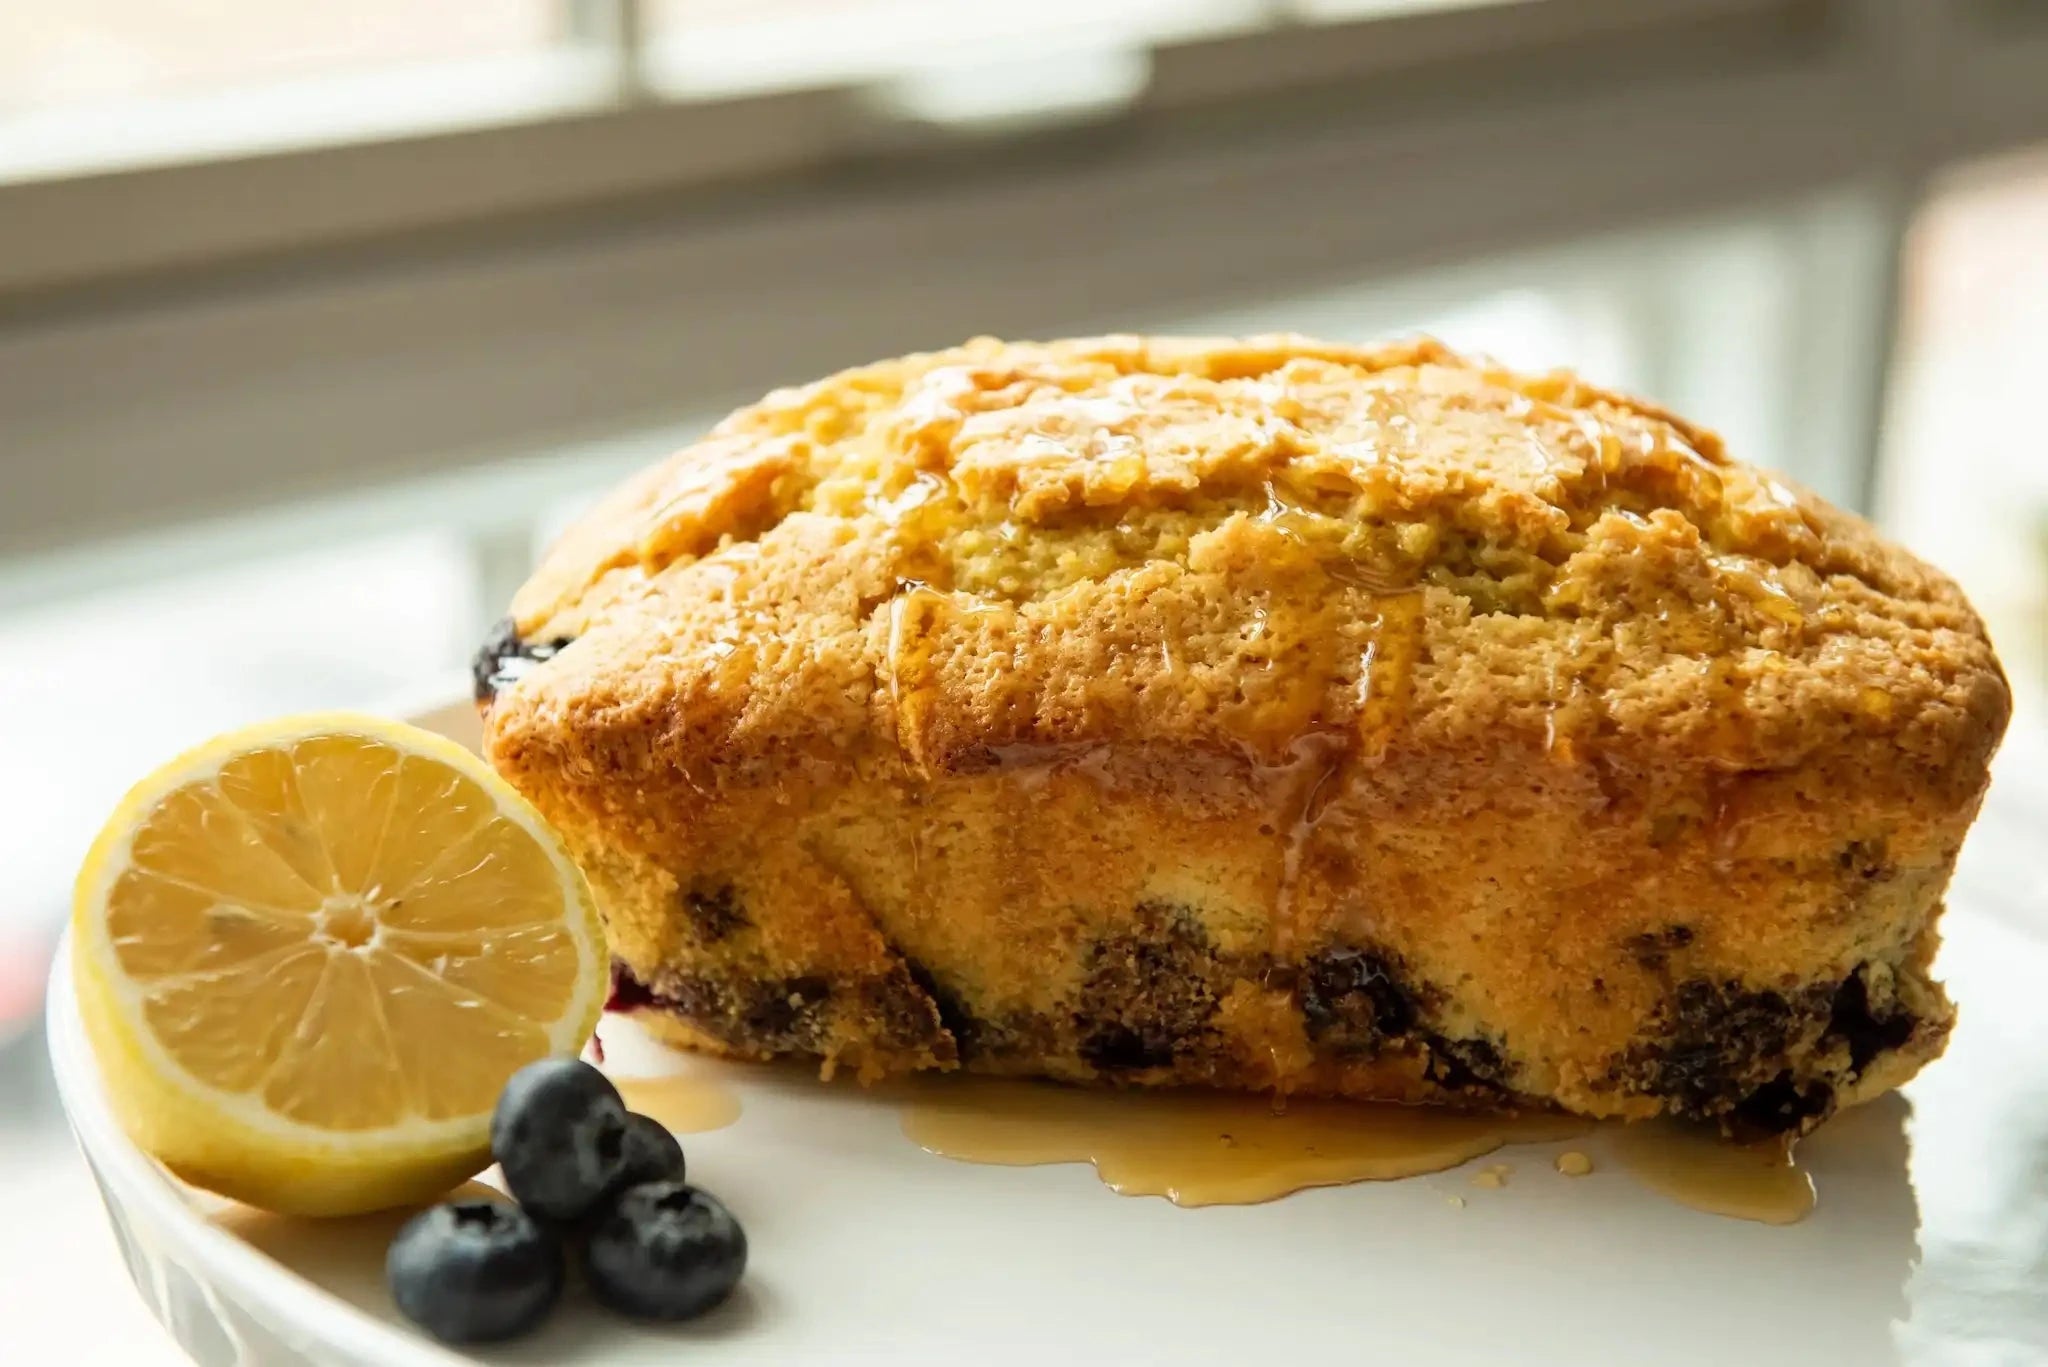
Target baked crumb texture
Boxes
[481,336,2010,1136]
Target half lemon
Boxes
[71,714,606,1216]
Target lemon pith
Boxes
[72,713,606,1216]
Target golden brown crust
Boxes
[482,335,2009,1133]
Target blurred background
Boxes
[1,1,2045,1359]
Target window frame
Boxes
[1,0,2045,572]
[0,0,1904,294]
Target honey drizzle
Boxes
[612,1072,744,1134]
[1610,1120,1815,1225]
[882,583,949,777]
[1264,734,1349,963]
[1236,483,1428,966]
[1356,590,1424,761]
[901,1078,1584,1207]
[898,1077,1821,1222]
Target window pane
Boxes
[643,0,1267,98]
[0,2,557,111]
[643,0,1537,99]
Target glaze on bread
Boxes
[479,336,2009,1135]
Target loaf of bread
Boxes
[478,336,2009,1136]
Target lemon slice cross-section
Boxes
[71,713,606,1216]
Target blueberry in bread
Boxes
[478,336,2009,1136]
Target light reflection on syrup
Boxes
[613,1071,744,1134]
[901,1077,1584,1207]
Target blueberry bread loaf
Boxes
[478,336,2009,1136]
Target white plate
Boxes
[48,703,2048,1367]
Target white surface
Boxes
[42,713,2048,1367]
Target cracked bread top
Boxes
[489,335,2008,803]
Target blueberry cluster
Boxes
[385,1058,748,1345]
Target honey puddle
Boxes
[901,1078,1818,1221]
[901,1078,1584,1207]
[1610,1120,1815,1225]
[613,1072,744,1133]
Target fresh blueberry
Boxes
[617,1113,686,1189]
[584,1183,747,1321]
[491,1057,631,1222]
[386,1199,562,1344]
